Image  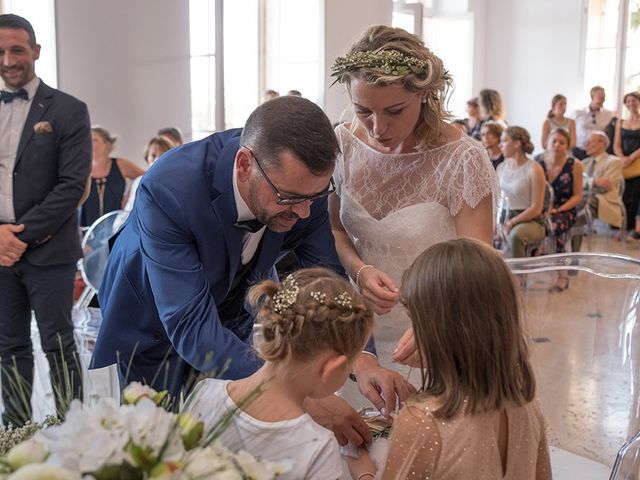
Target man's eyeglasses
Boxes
[244,147,336,206]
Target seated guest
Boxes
[466,96,482,140]
[123,135,176,213]
[541,94,576,150]
[571,131,623,251]
[450,118,468,135]
[481,121,505,169]
[479,88,507,127]
[188,268,374,480]
[157,126,184,146]
[79,126,145,227]
[572,85,614,160]
[497,127,546,258]
[263,89,279,102]
[613,92,640,239]
[286,89,302,97]
[538,128,584,292]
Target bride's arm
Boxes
[328,194,398,315]
[453,195,494,245]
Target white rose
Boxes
[122,382,158,405]
[6,439,48,469]
[36,399,129,472]
[234,450,289,480]
[7,463,80,480]
[181,448,241,480]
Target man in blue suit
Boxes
[93,96,412,445]
[0,14,91,425]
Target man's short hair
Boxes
[0,14,37,45]
[590,85,605,98]
[240,96,339,174]
[590,130,610,149]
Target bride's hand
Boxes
[358,267,399,315]
[392,327,422,368]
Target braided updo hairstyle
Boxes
[247,268,374,363]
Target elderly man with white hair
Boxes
[572,130,623,251]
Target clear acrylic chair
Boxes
[609,430,640,479]
[506,253,640,479]
[73,210,128,403]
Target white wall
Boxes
[55,0,191,163]
[476,0,587,153]
[323,0,393,123]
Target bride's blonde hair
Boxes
[333,25,453,151]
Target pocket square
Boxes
[33,121,53,134]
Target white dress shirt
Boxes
[573,106,614,150]
[232,165,266,264]
[0,76,41,222]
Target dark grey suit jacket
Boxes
[9,80,91,266]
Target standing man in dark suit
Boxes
[0,14,91,426]
[93,96,413,446]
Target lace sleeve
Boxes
[381,404,440,479]
[447,140,499,217]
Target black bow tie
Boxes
[0,89,28,103]
[234,218,264,233]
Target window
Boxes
[263,0,323,104]
[392,1,474,118]
[584,0,640,107]
[189,0,322,137]
[1,0,57,88]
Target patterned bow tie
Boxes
[0,89,28,103]
[234,218,264,233]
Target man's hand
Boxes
[594,177,612,191]
[392,327,422,368]
[623,156,634,168]
[304,394,372,446]
[0,224,27,267]
[353,354,416,421]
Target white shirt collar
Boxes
[232,160,256,222]
[4,76,40,99]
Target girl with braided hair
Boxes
[187,268,375,480]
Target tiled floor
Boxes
[522,230,640,468]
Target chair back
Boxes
[80,210,128,293]
[610,431,640,479]
[495,191,510,251]
[507,253,640,472]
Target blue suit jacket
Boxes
[92,129,347,381]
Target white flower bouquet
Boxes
[0,383,286,480]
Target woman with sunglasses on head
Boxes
[329,26,498,404]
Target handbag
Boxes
[623,160,640,179]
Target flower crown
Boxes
[331,49,429,84]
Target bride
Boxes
[329,25,498,404]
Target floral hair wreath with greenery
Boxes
[331,49,429,85]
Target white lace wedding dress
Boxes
[334,124,498,407]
